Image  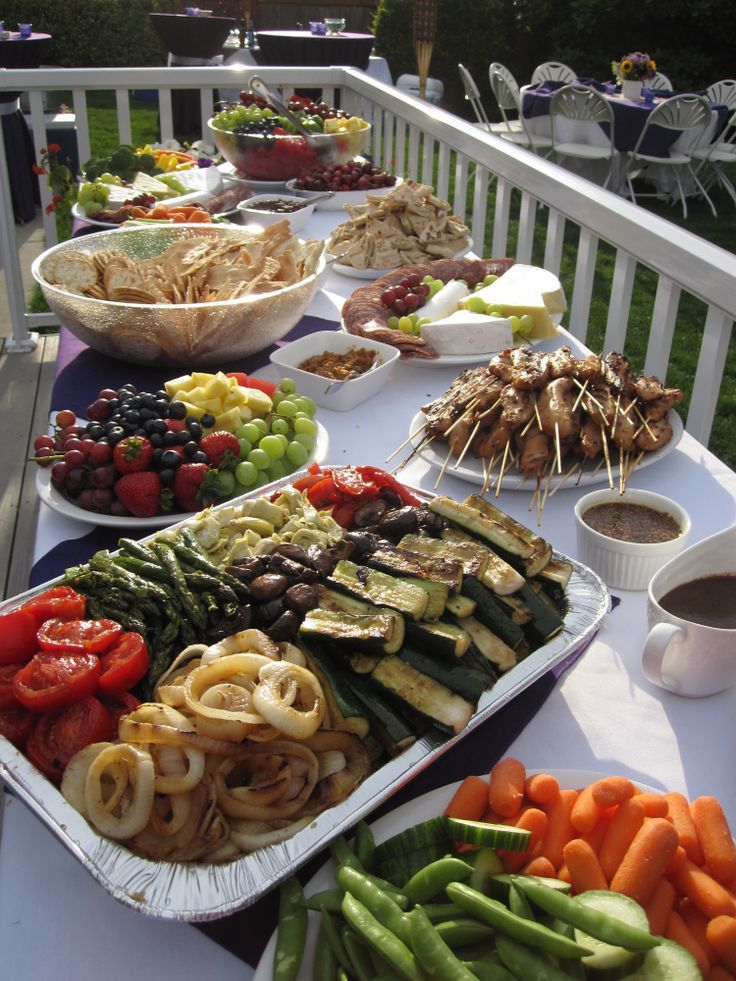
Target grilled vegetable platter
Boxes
[0,466,609,920]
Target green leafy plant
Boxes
[33,143,76,221]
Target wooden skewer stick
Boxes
[550,458,584,498]
[520,411,537,439]
[537,474,543,526]
[573,377,607,418]
[476,397,503,421]
[391,433,434,474]
[481,452,496,496]
[443,402,478,438]
[627,450,645,485]
[534,398,543,431]
[600,426,614,489]
[433,443,455,490]
[619,444,624,496]
[385,422,429,462]
[572,378,590,413]
[611,393,621,433]
[541,457,557,513]
[575,457,588,486]
[495,440,511,497]
[453,418,482,470]
[633,404,656,439]
[554,421,563,474]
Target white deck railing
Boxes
[1,65,734,444]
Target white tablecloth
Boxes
[3,208,736,980]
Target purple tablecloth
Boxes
[149,13,235,60]
[256,30,375,70]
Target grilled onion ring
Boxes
[214,740,319,820]
[84,744,156,840]
[201,629,280,664]
[252,660,325,740]
[183,653,271,740]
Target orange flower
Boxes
[46,143,61,153]
[45,203,57,214]
[32,164,46,175]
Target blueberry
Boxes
[151,447,164,467]
[107,427,126,446]
[124,409,141,425]
[160,449,182,470]
[154,399,169,416]
[162,431,178,447]
[87,424,104,440]
[168,401,187,420]
[176,430,191,445]
[154,390,168,401]
[118,383,137,394]
[201,412,216,428]
[183,440,200,458]
[159,468,176,487]
[140,394,156,410]
[186,420,203,441]
[139,407,157,422]
[192,450,209,464]
[107,398,120,413]
[149,433,163,449]
[124,422,139,435]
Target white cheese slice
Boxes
[421,311,514,355]
[467,265,565,339]
[419,280,470,322]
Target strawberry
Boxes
[114,472,162,518]
[113,436,153,474]
[166,418,188,432]
[173,463,208,511]
[199,430,241,469]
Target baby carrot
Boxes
[610,817,680,906]
[599,796,647,882]
[571,784,602,834]
[500,807,549,872]
[679,900,717,965]
[665,791,704,865]
[581,809,613,854]
[691,797,736,884]
[635,792,669,818]
[557,862,572,884]
[668,847,736,919]
[538,788,578,870]
[665,909,711,976]
[525,773,559,806]
[488,758,526,818]
[706,915,736,971]
[643,876,676,936]
[563,838,608,893]
[522,856,556,878]
[709,966,736,981]
[444,776,490,822]
[590,776,636,809]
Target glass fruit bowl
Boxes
[206,119,371,181]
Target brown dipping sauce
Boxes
[582,502,681,544]
[247,198,307,214]
[659,574,736,629]
[297,346,379,380]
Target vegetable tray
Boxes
[0,475,610,921]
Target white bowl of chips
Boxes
[31,223,325,367]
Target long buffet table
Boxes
[2,208,736,980]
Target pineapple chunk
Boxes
[245,388,273,415]
[182,401,207,420]
[186,386,207,403]
[223,387,248,408]
[191,371,216,387]
[238,404,253,422]
[214,407,245,432]
[203,376,230,400]
[197,397,225,414]
[165,374,195,396]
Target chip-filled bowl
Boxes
[207,118,371,181]
[31,224,325,367]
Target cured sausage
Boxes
[341,257,515,359]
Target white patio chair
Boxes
[650,72,673,91]
[458,63,521,134]
[396,73,444,105]
[549,83,616,189]
[488,62,554,155]
[623,93,716,218]
[531,61,577,86]
[706,79,736,112]
[692,110,736,208]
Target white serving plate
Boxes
[329,240,474,280]
[74,167,224,226]
[34,420,329,528]
[407,408,683,490]
[254,768,661,979]
[218,162,286,192]
[284,175,403,210]
[0,477,608,921]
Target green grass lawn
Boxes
[31,94,736,467]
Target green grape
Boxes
[483,274,499,286]
[465,295,487,314]
[276,399,298,417]
[235,460,258,486]
[508,315,522,335]
[296,395,317,417]
[275,433,289,450]
[294,416,317,436]
[271,390,285,407]
[270,417,290,436]
[238,437,253,458]
[259,434,285,459]
[238,422,261,443]
[398,316,414,333]
[266,459,287,481]
[486,303,506,317]
[279,377,297,395]
[285,441,309,466]
[247,447,271,470]
[517,313,536,337]
[251,417,269,437]
[254,471,270,488]
[217,471,237,495]
[294,432,315,451]
[387,315,400,329]
[417,317,431,328]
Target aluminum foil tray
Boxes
[0,476,610,921]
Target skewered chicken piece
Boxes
[636,416,673,452]
[610,396,637,451]
[498,384,536,429]
[584,382,616,427]
[537,377,578,440]
[604,352,633,393]
[579,418,604,458]
[421,367,491,433]
[644,389,682,421]
[509,349,551,390]
[447,417,475,457]
[547,346,578,378]
[473,420,515,458]
[635,374,672,402]
[577,354,604,383]
[516,424,551,475]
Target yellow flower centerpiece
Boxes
[611,52,656,100]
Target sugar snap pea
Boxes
[319,907,352,974]
[408,905,477,980]
[313,914,337,981]
[404,855,474,905]
[509,881,536,920]
[274,877,308,981]
[434,917,495,947]
[353,820,376,871]
[445,883,591,959]
[341,893,424,981]
[341,927,375,981]
[510,878,660,951]
[461,953,516,981]
[337,865,412,947]
[423,901,465,922]
[495,935,579,980]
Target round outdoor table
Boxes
[0,32,53,223]
[256,30,375,70]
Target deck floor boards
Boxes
[0,332,59,601]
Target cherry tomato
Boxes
[25,696,113,782]
[98,632,149,697]
[333,467,380,498]
[0,663,23,710]
[102,690,141,732]
[0,608,39,665]
[21,585,87,624]
[37,617,122,655]
[13,651,101,713]
[0,707,36,749]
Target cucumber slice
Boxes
[374,817,451,862]
[618,938,701,980]
[573,891,651,971]
[470,848,505,894]
[446,817,531,851]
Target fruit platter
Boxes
[208,93,371,182]
[0,469,608,918]
[31,371,327,525]
[285,160,400,210]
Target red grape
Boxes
[98,388,118,400]
[34,435,55,452]
[86,398,112,422]
[406,273,422,288]
[91,489,113,512]
[79,438,96,456]
[35,447,56,468]
[393,299,407,316]
[66,468,85,495]
[78,489,96,511]
[393,285,408,300]
[90,465,115,489]
[89,442,112,466]
[63,437,83,453]
[50,462,68,489]
[55,409,76,429]
[381,289,396,307]
[404,293,420,312]
[64,449,86,469]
